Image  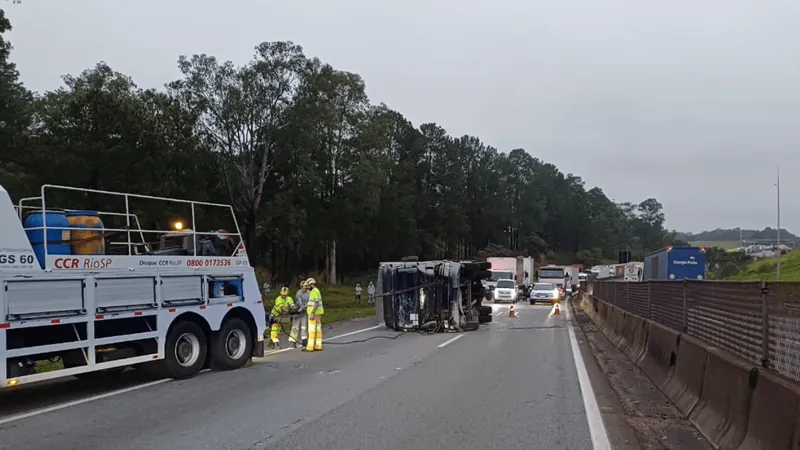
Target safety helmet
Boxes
[305,277,316,286]
[300,280,307,288]
[280,287,289,296]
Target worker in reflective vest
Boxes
[290,280,310,348]
[269,287,294,349]
[304,278,324,351]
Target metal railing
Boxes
[591,280,800,383]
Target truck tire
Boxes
[464,322,479,331]
[161,320,208,379]
[479,314,492,323]
[479,305,492,316]
[209,318,253,371]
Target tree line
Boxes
[0,11,671,282]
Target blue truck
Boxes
[643,246,707,281]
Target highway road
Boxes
[0,301,612,450]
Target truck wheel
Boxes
[161,320,207,379]
[479,314,492,323]
[479,305,492,316]
[209,318,253,371]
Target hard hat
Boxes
[305,277,316,286]
[300,280,307,288]
[280,287,289,295]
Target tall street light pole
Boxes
[777,166,781,280]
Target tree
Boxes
[169,42,310,259]
[0,27,674,281]
[0,9,33,194]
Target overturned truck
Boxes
[377,257,493,332]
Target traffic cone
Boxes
[508,305,516,318]
[554,303,561,316]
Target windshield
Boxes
[490,271,514,282]
[496,280,515,289]
[533,283,554,291]
[539,268,564,279]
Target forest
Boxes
[0,11,671,282]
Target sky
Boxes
[4,0,799,233]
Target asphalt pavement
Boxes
[0,301,606,450]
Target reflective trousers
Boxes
[269,322,281,344]
[289,313,308,343]
[306,315,323,351]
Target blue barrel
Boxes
[24,210,72,269]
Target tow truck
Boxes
[0,183,266,388]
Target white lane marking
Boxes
[437,334,464,348]
[0,379,170,426]
[325,325,382,341]
[548,302,563,317]
[565,301,612,450]
[262,324,383,356]
[3,324,385,424]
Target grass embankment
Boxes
[260,282,376,324]
[690,240,741,250]
[727,251,800,281]
[317,284,376,323]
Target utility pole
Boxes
[777,166,781,280]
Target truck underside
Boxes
[378,258,492,332]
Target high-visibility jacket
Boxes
[271,295,294,317]
[307,287,324,315]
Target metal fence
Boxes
[591,280,800,383]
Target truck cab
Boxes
[483,269,515,295]
[538,266,566,288]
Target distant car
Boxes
[565,285,573,296]
[530,283,560,304]
[492,279,518,303]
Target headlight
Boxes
[553,290,560,297]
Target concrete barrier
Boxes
[581,293,595,319]
[606,306,625,347]
[689,348,756,449]
[596,298,609,324]
[663,335,711,416]
[595,300,612,334]
[582,290,800,450]
[737,370,800,450]
[637,321,680,388]
[622,313,649,364]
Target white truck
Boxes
[563,266,579,290]
[591,265,613,279]
[486,256,534,290]
[538,265,567,289]
[623,262,644,282]
[1,183,267,389]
